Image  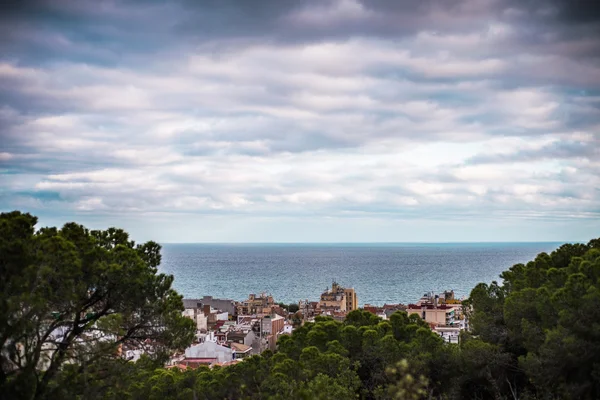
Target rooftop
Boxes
[407,304,456,310]
[230,342,252,353]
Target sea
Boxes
[158,242,562,306]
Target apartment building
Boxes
[237,293,275,315]
[318,281,358,312]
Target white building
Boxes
[184,341,234,363]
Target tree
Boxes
[467,238,600,399]
[375,359,428,400]
[0,211,195,400]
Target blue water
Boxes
[158,243,561,306]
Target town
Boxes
[136,281,468,370]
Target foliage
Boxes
[2,211,598,400]
[288,303,300,313]
[375,359,428,400]
[466,239,600,400]
[0,211,195,400]
[276,302,300,313]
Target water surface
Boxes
[159,242,561,305]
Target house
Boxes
[233,315,285,353]
[282,322,294,335]
[183,304,229,333]
[406,291,464,328]
[434,326,461,344]
[227,329,256,348]
[184,341,233,364]
[230,342,252,358]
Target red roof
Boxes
[169,358,218,370]
[182,357,217,363]
[383,304,406,310]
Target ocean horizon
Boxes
[158,242,563,306]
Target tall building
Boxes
[344,287,358,311]
[319,281,358,313]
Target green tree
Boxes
[0,211,195,400]
[288,303,300,313]
[467,238,600,399]
[375,359,428,400]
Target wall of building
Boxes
[344,288,358,311]
[183,296,236,315]
[238,294,275,315]
[216,312,229,321]
[185,341,233,363]
[182,308,209,331]
[407,306,457,326]
[196,314,208,331]
[319,297,346,311]
[244,330,256,347]
[426,309,448,325]
[271,315,284,334]
[256,314,285,338]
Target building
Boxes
[261,314,284,336]
[183,304,229,332]
[434,326,461,344]
[319,281,346,312]
[227,330,255,347]
[363,304,388,319]
[318,281,358,313]
[282,322,294,335]
[230,342,253,358]
[235,314,282,354]
[183,296,236,316]
[406,291,464,329]
[237,293,275,315]
[299,300,319,318]
[407,303,458,326]
[344,287,358,311]
[184,341,234,364]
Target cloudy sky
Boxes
[1,0,599,242]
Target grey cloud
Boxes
[467,139,600,165]
[1,0,599,230]
[1,0,594,61]
[508,0,600,25]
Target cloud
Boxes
[467,135,600,164]
[0,0,599,241]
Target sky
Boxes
[0,0,599,243]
